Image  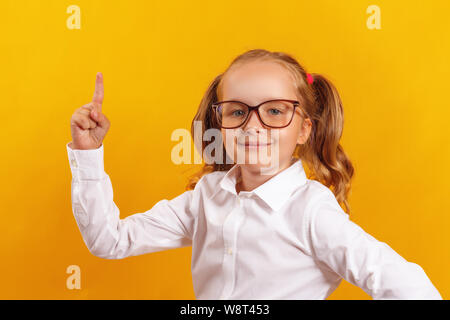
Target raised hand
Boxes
[69,72,111,150]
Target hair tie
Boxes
[306,73,314,84]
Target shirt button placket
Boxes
[220,195,245,299]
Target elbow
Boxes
[83,222,123,259]
[373,285,442,300]
[87,243,112,259]
[87,244,122,260]
[371,263,443,300]
[88,247,114,259]
[85,234,121,260]
[81,217,130,260]
[421,286,443,300]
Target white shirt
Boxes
[66,142,442,300]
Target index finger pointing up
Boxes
[92,72,104,108]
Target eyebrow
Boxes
[221,97,296,103]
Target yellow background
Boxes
[0,0,448,299]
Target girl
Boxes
[67,49,442,299]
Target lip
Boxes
[237,142,271,148]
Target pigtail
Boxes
[186,74,233,190]
[302,73,355,214]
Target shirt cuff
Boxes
[66,142,107,180]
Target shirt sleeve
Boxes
[66,142,195,259]
[304,188,442,300]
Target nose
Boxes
[242,109,265,131]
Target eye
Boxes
[231,109,245,117]
[268,108,282,115]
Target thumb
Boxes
[91,109,109,128]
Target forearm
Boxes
[71,173,125,258]
[306,189,443,300]
[68,142,128,259]
[67,142,194,259]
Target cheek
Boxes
[278,125,301,145]
[221,129,236,151]
[221,129,229,146]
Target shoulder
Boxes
[168,170,227,216]
[286,178,345,228]
[293,178,339,209]
[193,170,227,196]
[294,178,349,230]
[295,180,352,256]
[301,179,350,232]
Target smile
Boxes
[237,142,271,148]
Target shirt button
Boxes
[71,159,78,168]
[227,248,233,255]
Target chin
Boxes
[231,143,279,169]
[237,153,282,174]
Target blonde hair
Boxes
[187,49,354,214]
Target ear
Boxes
[297,118,312,145]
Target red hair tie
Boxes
[306,73,314,84]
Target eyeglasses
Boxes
[212,99,300,129]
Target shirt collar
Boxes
[211,159,308,212]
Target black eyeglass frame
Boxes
[211,99,301,129]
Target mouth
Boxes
[237,142,272,148]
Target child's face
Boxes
[218,59,312,173]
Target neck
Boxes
[235,158,296,194]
